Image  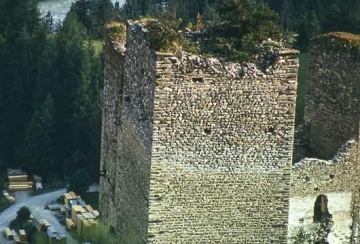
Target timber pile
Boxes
[47,226,67,244]
[62,191,99,238]
[3,227,13,240]
[34,219,51,232]
[2,190,15,202]
[7,169,33,191]
[19,229,27,243]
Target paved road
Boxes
[0,189,77,244]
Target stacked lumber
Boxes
[71,205,86,222]
[77,219,91,236]
[63,191,99,238]
[47,226,66,244]
[8,184,32,191]
[7,169,32,191]
[3,227,13,240]
[66,218,75,230]
[19,229,26,243]
[2,190,15,202]
[34,219,51,232]
[8,175,27,182]
[64,191,78,205]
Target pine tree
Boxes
[22,94,55,177]
[208,0,280,61]
[53,11,88,173]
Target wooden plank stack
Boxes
[19,229,26,243]
[63,191,99,238]
[7,169,33,191]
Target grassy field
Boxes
[295,52,309,127]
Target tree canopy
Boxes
[0,0,107,182]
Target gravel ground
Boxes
[0,189,77,244]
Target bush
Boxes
[24,223,37,242]
[145,14,198,54]
[9,206,31,229]
[16,206,31,222]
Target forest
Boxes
[0,0,359,184]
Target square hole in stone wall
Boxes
[192,77,204,83]
[124,96,131,103]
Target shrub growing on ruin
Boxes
[204,0,281,61]
[145,14,198,53]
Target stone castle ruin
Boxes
[100,20,360,243]
[288,33,360,243]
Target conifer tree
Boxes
[22,94,55,176]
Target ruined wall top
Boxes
[312,32,360,50]
[106,20,299,72]
[304,31,360,159]
[106,22,126,53]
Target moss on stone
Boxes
[314,32,360,49]
[107,22,127,44]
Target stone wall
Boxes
[290,33,360,243]
[305,33,360,159]
[289,139,360,243]
[101,21,300,243]
[99,24,125,230]
[100,22,155,243]
[148,50,299,242]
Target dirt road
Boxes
[0,189,77,244]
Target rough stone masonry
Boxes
[288,33,360,244]
[100,20,299,243]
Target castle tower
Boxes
[305,32,360,159]
[287,32,360,243]
[100,21,299,243]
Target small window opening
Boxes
[204,128,211,135]
[304,176,310,182]
[268,127,276,135]
[329,174,335,180]
[313,194,333,243]
[192,77,204,83]
[99,167,107,177]
[124,96,131,103]
[313,194,332,223]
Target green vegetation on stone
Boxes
[145,14,199,53]
[107,22,127,42]
[314,32,360,50]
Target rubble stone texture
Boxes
[100,21,299,243]
[305,32,360,160]
[289,140,359,243]
[289,32,360,244]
